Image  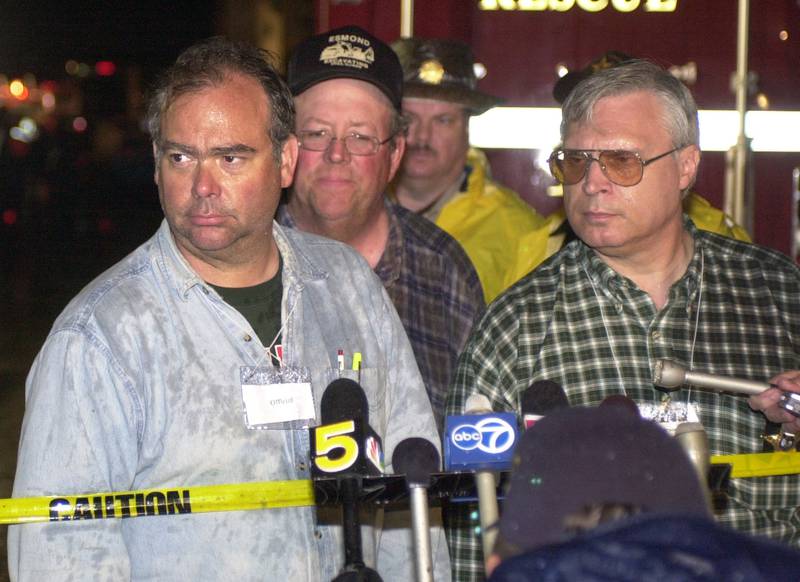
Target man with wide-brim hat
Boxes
[390,37,554,303]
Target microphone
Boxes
[392,438,440,582]
[653,359,770,395]
[521,380,570,429]
[311,378,384,478]
[674,422,712,508]
[653,359,800,419]
[599,394,640,416]
[310,379,384,580]
[444,394,518,574]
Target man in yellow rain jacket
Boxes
[390,38,551,303]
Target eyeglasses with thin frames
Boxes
[548,147,684,187]
[297,129,394,156]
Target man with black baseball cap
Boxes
[279,26,484,437]
[390,38,554,303]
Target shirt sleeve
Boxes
[8,328,140,581]
[372,278,452,582]
[443,297,526,582]
[447,298,522,418]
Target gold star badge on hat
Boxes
[418,59,445,85]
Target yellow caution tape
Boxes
[711,451,800,478]
[5,454,799,526]
[0,479,315,526]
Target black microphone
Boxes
[310,379,384,580]
[521,380,570,429]
[599,394,640,416]
[392,438,440,582]
[312,378,384,478]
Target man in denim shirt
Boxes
[9,37,449,581]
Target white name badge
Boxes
[240,366,315,429]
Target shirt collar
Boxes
[576,217,703,302]
[374,201,403,287]
[157,213,328,301]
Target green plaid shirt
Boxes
[446,220,800,581]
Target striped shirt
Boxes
[446,220,800,581]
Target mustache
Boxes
[188,199,231,215]
[407,143,436,155]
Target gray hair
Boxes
[390,110,410,149]
[560,59,699,149]
[147,36,295,161]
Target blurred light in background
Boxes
[471,107,800,152]
[72,116,88,133]
[9,117,39,143]
[95,61,116,76]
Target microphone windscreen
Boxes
[392,437,440,487]
[599,394,640,416]
[320,378,368,425]
[465,393,492,414]
[521,380,569,416]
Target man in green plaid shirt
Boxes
[446,60,800,581]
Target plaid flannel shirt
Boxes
[280,201,484,427]
[375,202,484,427]
[446,220,800,581]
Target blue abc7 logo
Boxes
[452,417,516,454]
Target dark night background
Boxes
[0,3,223,577]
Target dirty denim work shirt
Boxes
[447,221,800,581]
[278,201,485,428]
[9,220,450,582]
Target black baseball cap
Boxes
[287,25,403,111]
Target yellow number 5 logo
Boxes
[314,421,359,473]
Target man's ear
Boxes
[152,142,160,185]
[280,135,299,189]
[678,144,700,192]
[387,134,406,183]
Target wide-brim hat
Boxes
[391,37,502,115]
[287,25,403,111]
[552,50,634,104]
[499,405,709,552]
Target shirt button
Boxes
[201,287,210,295]
[298,461,307,471]
[243,334,252,342]
[651,331,662,341]
[314,530,323,539]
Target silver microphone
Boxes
[465,394,500,574]
[653,359,800,420]
[653,359,770,395]
[674,422,711,509]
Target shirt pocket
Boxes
[317,367,387,439]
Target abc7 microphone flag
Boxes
[445,412,518,471]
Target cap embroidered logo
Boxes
[320,37,375,70]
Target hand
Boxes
[749,370,800,434]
